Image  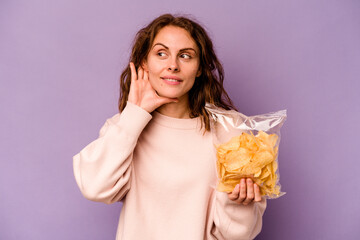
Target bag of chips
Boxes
[205,104,287,199]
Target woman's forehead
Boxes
[152,26,198,51]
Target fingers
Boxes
[254,184,262,202]
[143,69,149,81]
[130,62,147,82]
[138,66,144,80]
[242,179,255,205]
[239,178,247,200]
[228,183,240,201]
[227,178,262,205]
[156,97,178,106]
[227,178,245,203]
[129,62,137,82]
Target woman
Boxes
[73,14,266,240]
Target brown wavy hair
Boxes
[119,13,236,131]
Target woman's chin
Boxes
[156,91,182,100]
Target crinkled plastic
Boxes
[206,103,287,199]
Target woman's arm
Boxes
[73,62,176,204]
[73,102,152,204]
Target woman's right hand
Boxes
[128,62,178,113]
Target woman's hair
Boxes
[119,13,236,131]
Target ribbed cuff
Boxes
[114,101,152,138]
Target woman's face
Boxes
[143,26,201,102]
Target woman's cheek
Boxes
[148,74,161,90]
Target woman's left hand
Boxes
[227,178,262,205]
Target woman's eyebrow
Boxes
[179,48,197,54]
[152,43,169,50]
[152,43,197,54]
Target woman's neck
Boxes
[155,98,191,119]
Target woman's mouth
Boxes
[161,76,183,85]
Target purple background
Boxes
[1,0,359,239]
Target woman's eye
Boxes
[157,52,166,57]
[180,53,191,59]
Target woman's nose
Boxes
[167,58,179,72]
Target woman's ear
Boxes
[141,60,148,71]
[196,67,202,77]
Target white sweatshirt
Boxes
[73,102,266,240]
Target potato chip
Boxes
[216,131,282,198]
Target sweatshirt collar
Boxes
[151,111,201,130]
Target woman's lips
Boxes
[161,76,183,85]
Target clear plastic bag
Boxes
[206,103,287,199]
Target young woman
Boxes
[73,14,266,240]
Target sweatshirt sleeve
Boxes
[73,102,152,204]
[206,191,267,240]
